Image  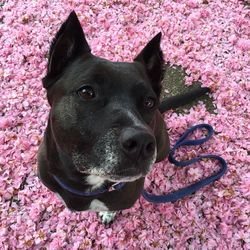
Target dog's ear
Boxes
[43,11,91,89]
[134,32,164,96]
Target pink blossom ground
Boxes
[0,0,250,249]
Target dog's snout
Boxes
[120,128,155,160]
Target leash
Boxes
[141,124,227,203]
[53,124,227,203]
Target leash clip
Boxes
[109,182,125,191]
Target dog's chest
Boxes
[89,199,109,211]
[85,175,110,211]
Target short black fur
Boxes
[38,11,210,219]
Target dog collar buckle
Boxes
[109,182,125,191]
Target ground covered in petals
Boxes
[0,0,249,249]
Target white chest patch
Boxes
[86,175,106,190]
[89,199,109,211]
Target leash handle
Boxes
[142,124,227,203]
[171,123,213,149]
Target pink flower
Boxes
[48,238,62,250]
[186,0,199,8]
[239,173,250,198]
[0,117,11,129]
[237,38,250,51]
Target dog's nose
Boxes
[120,128,156,160]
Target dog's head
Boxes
[43,11,165,182]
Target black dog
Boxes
[38,11,210,223]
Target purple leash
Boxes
[141,124,227,203]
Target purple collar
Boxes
[53,175,125,196]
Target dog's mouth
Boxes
[99,172,143,183]
[106,174,143,182]
[88,163,152,183]
[106,168,146,182]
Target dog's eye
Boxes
[144,97,156,109]
[77,86,96,100]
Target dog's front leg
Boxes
[98,211,117,224]
[87,199,117,224]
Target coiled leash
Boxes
[141,124,227,203]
